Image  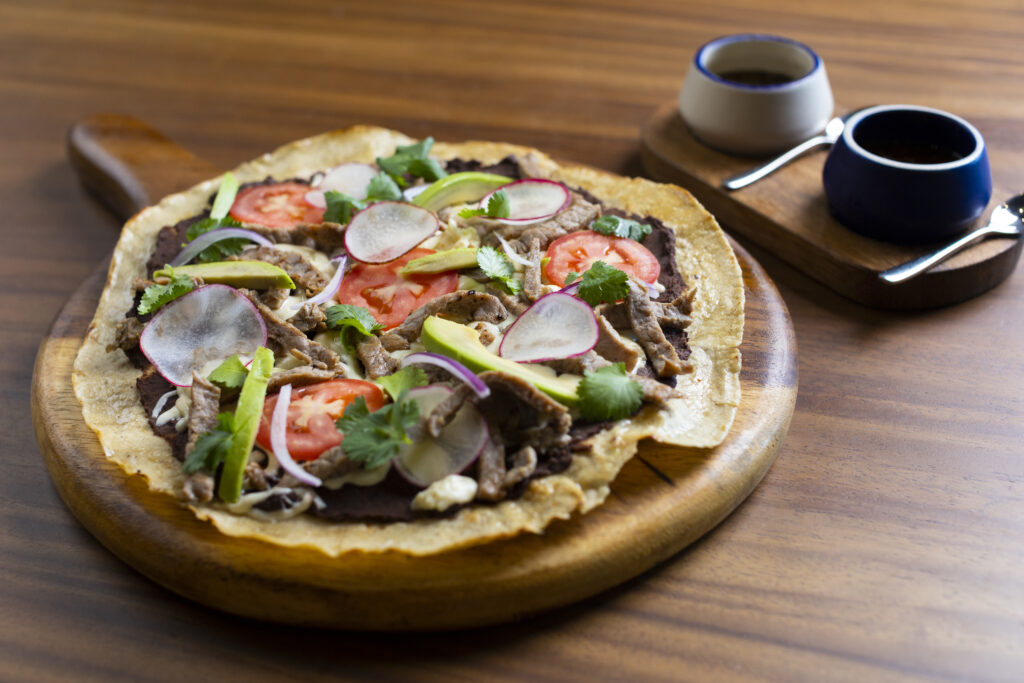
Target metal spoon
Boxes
[879,194,1024,284]
[722,112,852,191]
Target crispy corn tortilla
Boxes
[72,126,743,556]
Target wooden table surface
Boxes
[4,1,1022,680]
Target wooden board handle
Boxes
[67,114,221,222]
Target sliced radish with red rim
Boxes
[478,179,571,226]
[139,284,268,387]
[344,201,439,264]
[305,162,378,208]
[498,291,598,363]
[394,385,489,488]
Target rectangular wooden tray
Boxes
[641,102,1022,309]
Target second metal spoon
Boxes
[722,113,849,191]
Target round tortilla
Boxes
[72,126,743,556]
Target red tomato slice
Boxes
[255,379,385,461]
[544,232,661,287]
[336,248,459,330]
[229,182,325,228]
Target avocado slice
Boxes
[420,316,581,406]
[400,248,479,276]
[155,261,296,290]
[411,172,512,212]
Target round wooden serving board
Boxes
[31,115,797,631]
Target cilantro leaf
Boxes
[206,355,249,394]
[375,366,429,402]
[336,396,420,469]
[137,268,195,315]
[183,413,235,474]
[564,271,581,286]
[590,214,652,242]
[323,190,367,225]
[376,137,448,187]
[577,363,644,421]
[325,304,383,336]
[458,190,511,219]
[476,245,522,294]
[365,171,403,202]
[576,260,629,307]
[184,214,245,262]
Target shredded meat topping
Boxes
[186,372,221,455]
[380,291,509,351]
[625,280,687,377]
[231,246,328,296]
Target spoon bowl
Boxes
[880,194,1024,284]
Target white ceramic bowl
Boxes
[678,34,834,156]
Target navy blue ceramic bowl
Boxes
[822,104,991,244]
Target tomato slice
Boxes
[544,232,661,287]
[255,379,385,461]
[229,182,325,228]
[336,248,459,330]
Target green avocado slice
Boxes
[155,261,296,290]
[400,248,480,276]
[420,316,581,406]
[411,172,512,212]
[217,346,274,503]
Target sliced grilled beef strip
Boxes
[379,291,509,351]
[107,316,145,353]
[425,383,474,438]
[288,301,326,333]
[521,238,545,302]
[230,246,328,295]
[544,351,681,406]
[241,290,341,371]
[484,284,528,317]
[475,432,506,501]
[593,314,643,369]
[356,334,399,379]
[259,287,291,310]
[474,371,572,453]
[244,460,269,492]
[476,192,601,251]
[503,446,537,488]
[625,280,688,377]
[245,223,348,257]
[266,366,339,393]
[186,371,221,455]
[182,471,215,504]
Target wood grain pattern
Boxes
[641,102,1024,310]
[5,0,1024,679]
[32,239,794,629]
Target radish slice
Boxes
[478,179,571,226]
[270,384,323,488]
[139,284,268,387]
[400,352,490,399]
[498,292,598,363]
[305,162,377,208]
[394,385,489,488]
[304,255,347,307]
[344,201,439,263]
[170,227,274,267]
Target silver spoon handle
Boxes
[722,134,831,191]
[879,224,1008,284]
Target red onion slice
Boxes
[478,179,571,226]
[394,385,489,488]
[304,255,347,307]
[399,352,490,399]
[344,201,439,263]
[139,284,268,386]
[495,234,533,267]
[170,227,274,267]
[270,384,323,488]
[498,292,598,362]
[305,162,378,208]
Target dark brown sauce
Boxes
[716,69,794,86]
[861,139,964,165]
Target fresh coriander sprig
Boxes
[577,363,643,421]
[336,395,421,469]
[476,245,523,295]
[376,138,447,188]
[575,260,629,306]
[137,267,195,315]
[590,214,652,242]
[375,366,429,402]
[183,413,235,474]
[459,190,510,219]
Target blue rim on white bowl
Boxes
[694,34,823,90]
